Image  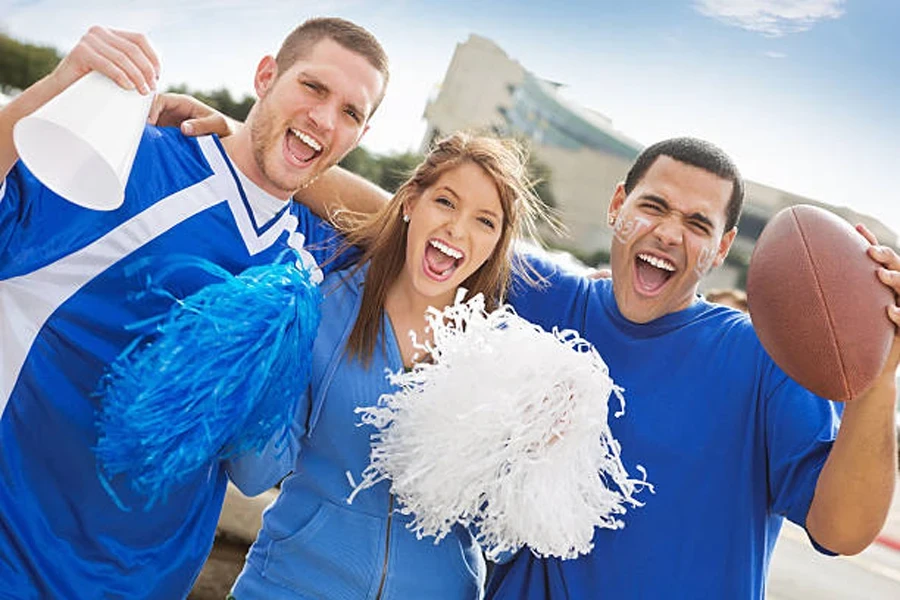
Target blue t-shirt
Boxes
[489,256,839,600]
[0,127,341,599]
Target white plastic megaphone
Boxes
[13,71,154,211]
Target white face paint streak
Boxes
[695,244,717,276]
[613,215,650,245]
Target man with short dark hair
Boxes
[485,137,900,599]
[0,17,388,598]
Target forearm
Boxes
[294,165,390,219]
[0,74,67,180]
[806,374,898,554]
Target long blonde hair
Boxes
[335,132,550,364]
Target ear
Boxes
[254,56,279,99]
[712,227,737,268]
[402,189,423,218]
[608,183,627,227]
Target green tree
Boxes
[339,147,383,186]
[166,84,255,121]
[339,148,422,193]
[0,33,62,91]
[376,151,422,192]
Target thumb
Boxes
[181,114,233,138]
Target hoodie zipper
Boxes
[374,494,394,600]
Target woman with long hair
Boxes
[225,132,546,599]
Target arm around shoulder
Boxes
[294,165,390,220]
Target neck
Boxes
[384,270,456,363]
[221,129,292,202]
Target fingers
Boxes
[57,26,159,95]
[887,305,900,329]
[877,266,900,293]
[869,245,900,272]
[110,28,161,81]
[88,27,158,94]
[588,268,612,280]
[857,223,878,246]
[147,94,165,125]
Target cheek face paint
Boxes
[694,244,717,276]
[613,215,650,245]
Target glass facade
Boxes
[500,73,640,160]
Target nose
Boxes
[653,215,683,247]
[445,214,464,240]
[307,101,336,133]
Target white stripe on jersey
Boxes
[1,137,234,415]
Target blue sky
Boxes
[2,0,898,239]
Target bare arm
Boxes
[295,166,391,220]
[806,225,899,555]
[0,26,159,181]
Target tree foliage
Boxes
[0,33,62,92]
[340,147,423,193]
[165,84,255,122]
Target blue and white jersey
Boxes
[0,126,341,599]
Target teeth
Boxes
[430,239,463,260]
[289,128,322,152]
[638,253,675,272]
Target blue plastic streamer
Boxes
[95,252,321,510]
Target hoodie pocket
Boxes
[261,500,384,597]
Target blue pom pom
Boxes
[95,252,321,510]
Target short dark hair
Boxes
[275,17,390,114]
[623,137,744,231]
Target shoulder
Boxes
[691,301,798,392]
[320,266,365,316]
[130,126,213,184]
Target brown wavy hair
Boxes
[334,132,551,364]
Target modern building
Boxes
[422,35,896,289]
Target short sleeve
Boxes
[293,202,361,276]
[508,250,591,333]
[764,368,839,552]
[0,163,34,276]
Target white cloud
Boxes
[763,50,787,58]
[693,0,845,36]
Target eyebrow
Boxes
[297,71,368,121]
[642,194,714,229]
[438,185,502,220]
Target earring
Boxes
[402,214,410,223]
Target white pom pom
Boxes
[350,291,651,560]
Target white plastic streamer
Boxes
[350,291,651,560]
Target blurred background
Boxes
[3,1,898,597]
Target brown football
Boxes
[746,205,893,402]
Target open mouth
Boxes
[284,128,323,165]
[634,252,676,294]
[423,238,465,282]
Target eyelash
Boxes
[642,204,710,234]
[436,197,496,229]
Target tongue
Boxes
[425,244,456,273]
[286,133,316,162]
[635,259,671,292]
